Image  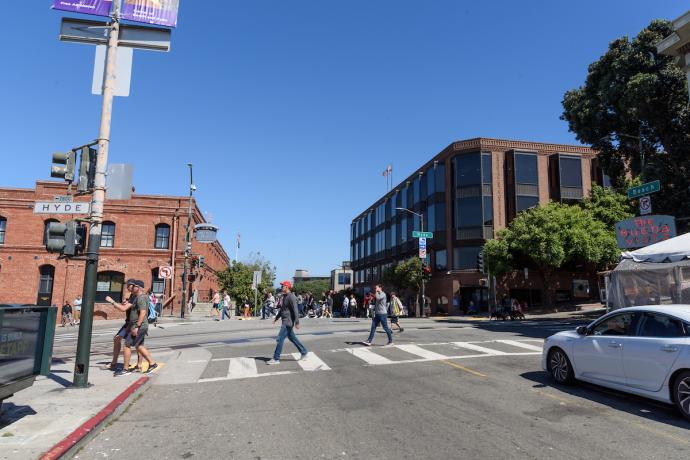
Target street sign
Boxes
[92,45,133,97]
[158,266,173,279]
[33,202,90,214]
[412,231,433,239]
[60,18,172,52]
[627,180,661,199]
[121,0,180,28]
[639,196,652,215]
[252,271,262,290]
[53,0,112,17]
[419,247,427,259]
[614,215,676,249]
[419,237,427,248]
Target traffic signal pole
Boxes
[180,163,194,319]
[73,0,122,388]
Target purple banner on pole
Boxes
[121,0,179,28]
[52,0,112,17]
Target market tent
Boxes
[621,231,690,263]
[610,232,690,309]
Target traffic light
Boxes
[77,146,97,193]
[477,251,485,273]
[198,255,205,267]
[45,221,86,256]
[51,151,77,182]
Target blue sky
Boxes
[0,1,684,282]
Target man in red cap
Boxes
[267,281,308,365]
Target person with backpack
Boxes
[390,292,404,333]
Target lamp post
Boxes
[396,207,426,317]
[180,163,195,318]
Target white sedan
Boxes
[543,305,690,420]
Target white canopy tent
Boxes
[609,233,690,309]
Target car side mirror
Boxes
[576,326,588,336]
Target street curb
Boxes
[39,376,151,460]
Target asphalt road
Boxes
[65,317,690,460]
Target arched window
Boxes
[96,271,125,303]
[0,216,6,245]
[151,268,165,295]
[101,221,115,248]
[43,219,59,246]
[37,265,55,306]
[154,224,170,249]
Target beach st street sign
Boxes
[627,180,661,199]
[33,202,91,214]
[412,231,433,239]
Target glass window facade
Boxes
[515,152,538,184]
[435,162,445,193]
[154,224,170,249]
[454,246,481,270]
[454,153,492,240]
[559,156,583,187]
[101,222,115,248]
[413,177,420,204]
[0,217,5,245]
[96,271,124,303]
[435,249,448,271]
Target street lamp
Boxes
[180,163,194,318]
[396,207,427,317]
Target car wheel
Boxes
[548,347,575,385]
[673,371,690,421]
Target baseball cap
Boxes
[280,280,292,289]
[127,279,145,289]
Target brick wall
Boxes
[0,182,230,320]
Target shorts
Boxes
[214,303,222,310]
[391,316,400,324]
[125,328,148,347]
[115,325,127,339]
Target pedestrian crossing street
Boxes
[197,339,544,383]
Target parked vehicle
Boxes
[543,305,690,420]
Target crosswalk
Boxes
[197,339,544,383]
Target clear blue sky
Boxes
[0,1,683,283]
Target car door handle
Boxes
[661,346,679,353]
[608,342,622,348]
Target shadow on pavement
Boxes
[0,403,37,429]
[521,370,690,429]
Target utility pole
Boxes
[420,211,426,318]
[180,163,194,318]
[73,0,122,388]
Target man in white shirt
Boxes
[74,295,82,324]
[221,291,233,320]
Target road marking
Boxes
[198,370,295,383]
[345,347,393,365]
[228,357,258,379]
[452,342,507,355]
[439,360,487,377]
[293,352,331,371]
[395,344,448,360]
[495,340,543,352]
[531,389,571,405]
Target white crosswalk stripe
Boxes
[196,340,543,383]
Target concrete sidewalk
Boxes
[0,351,174,460]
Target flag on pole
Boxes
[382,169,388,177]
[237,233,241,249]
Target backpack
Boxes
[392,297,402,316]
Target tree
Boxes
[581,184,634,228]
[561,19,690,220]
[293,279,330,297]
[382,257,425,315]
[483,203,619,309]
[217,255,276,308]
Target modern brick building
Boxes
[350,138,608,314]
[0,181,230,320]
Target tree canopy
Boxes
[483,202,620,308]
[581,184,635,228]
[293,279,330,297]
[217,254,276,306]
[561,19,690,219]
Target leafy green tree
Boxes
[561,19,690,219]
[581,184,634,228]
[217,255,276,308]
[293,279,330,297]
[382,257,425,316]
[483,203,619,309]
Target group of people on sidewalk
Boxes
[104,279,160,376]
[60,295,82,327]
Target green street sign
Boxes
[412,231,433,238]
[627,180,660,199]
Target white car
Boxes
[543,305,690,420]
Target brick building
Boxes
[350,138,608,314]
[0,181,230,320]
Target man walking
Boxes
[107,279,159,374]
[74,295,82,324]
[390,292,404,333]
[349,294,357,318]
[363,284,393,346]
[221,291,233,320]
[267,281,308,365]
[341,295,349,318]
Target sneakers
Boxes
[115,367,132,377]
[362,341,372,347]
[266,359,280,365]
[102,363,118,371]
[298,353,308,361]
[144,363,160,374]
